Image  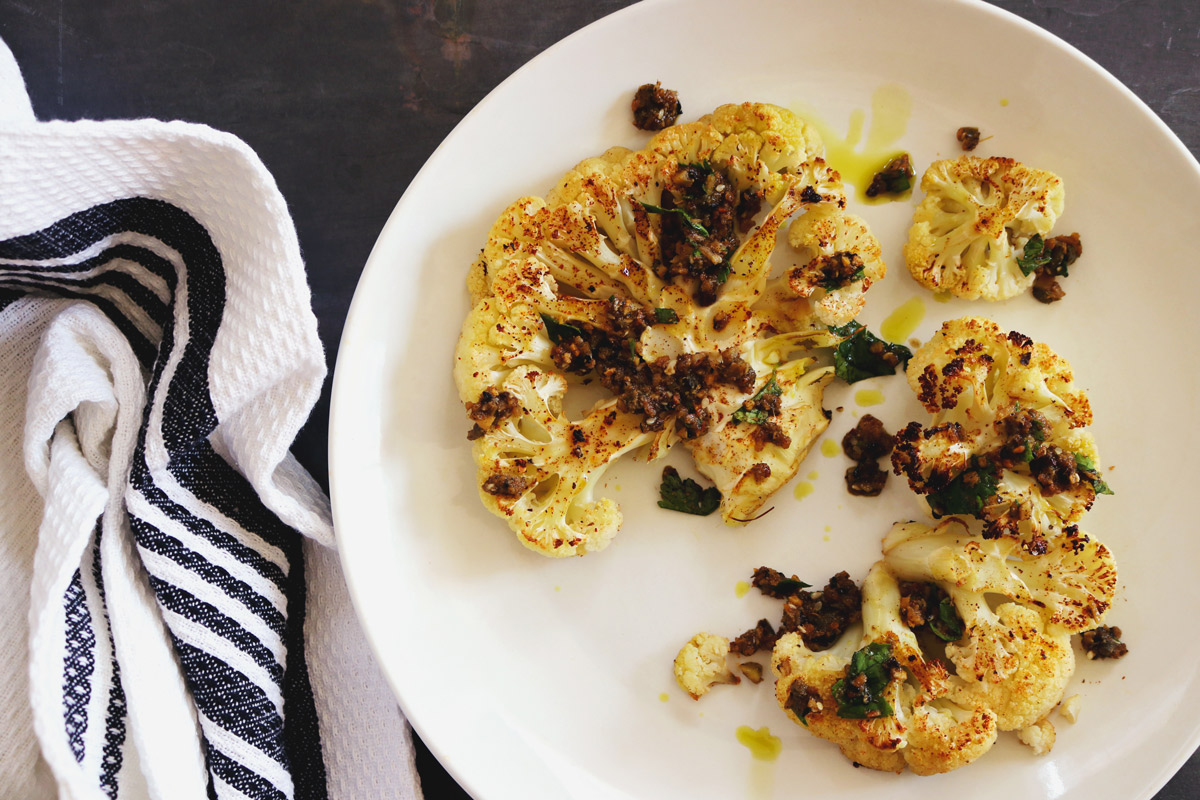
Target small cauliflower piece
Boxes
[1059,694,1082,723]
[1017,718,1056,755]
[904,156,1064,300]
[675,633,739,700]
[784,205,886,327]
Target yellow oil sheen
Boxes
[736,726,782,761]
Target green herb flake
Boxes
[829,323,913,384]
[774,577,811,596]
[658,466,721,516]
[832,642,898,719]
[1074,453,1115,496]
[926,459,1000,518]
[653,307,679,325]
[678,161,714,176]
[732,375,783,425]
[928,596,965,642]
[540,313,583,345]
[638,201,710,237]
[1017,234,1052,276]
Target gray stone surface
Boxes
[1,1,1195,797]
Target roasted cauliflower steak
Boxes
[454,102,887,554]
[891,316,1107,544]
[771,517,1116,775]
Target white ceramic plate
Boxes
[330,1,1200,797]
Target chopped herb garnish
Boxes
[639,201,710,237]
[776,577,811,596]
[832,642,899,719]
[828,321,863,338]
[653,307,679,324]
[714,262,731,284]
[829,323,913,384]
[678,161,714,176]
[1074,453,1115,495]
[732,375,783,425]
[928,596,965,642]
[1017,234,1052,276]
[658,466,721,516]
[540,313,584,345]
[926,458,1000,518]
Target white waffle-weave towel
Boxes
[0,39,420,800]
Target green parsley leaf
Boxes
[827,321,864,338]
[639,201,709,237]
[832,642,898,719]
[732,375,783,425]
[657,466,721,516]
[928,596,965,642]
[829,324,913,384]
[1074,453,1115,496]
[540,313,583,344]
[653,307,679,324]
[926,459,1000,518]
[773,577,811,596]
[1017,234,1052,276]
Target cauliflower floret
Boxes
[1059,694,1082,723]
[472,366,652,557]
[1016,718,1056,755]
[686,331,835,522]
[883,518,1117,636]
[457,102,886,553]
[892,317,1105,541]
[882,519,1079,731]
[772,630,907,774]
[771,564,997,776]
[674,633,739,700]
[782,205,886,327]
[904,156,1064,300]
[943,599,1074,731]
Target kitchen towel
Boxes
[0,39,420,800]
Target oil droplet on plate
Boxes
[933,291,953,303]
[793,481,814,500]
[554,586,561,592]
[824,524,831,532]
[821,439,841,457]
[881,297,925,343]
[855,388,884,406]
[735,580,750,599]
[1000,97,1010,107]
[659,692,669,703]
[807,470,819,481]
[736,726,782,761]
[793,84,913,203]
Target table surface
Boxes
[3,1,1196,798]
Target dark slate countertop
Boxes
[3,1,1196,797]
